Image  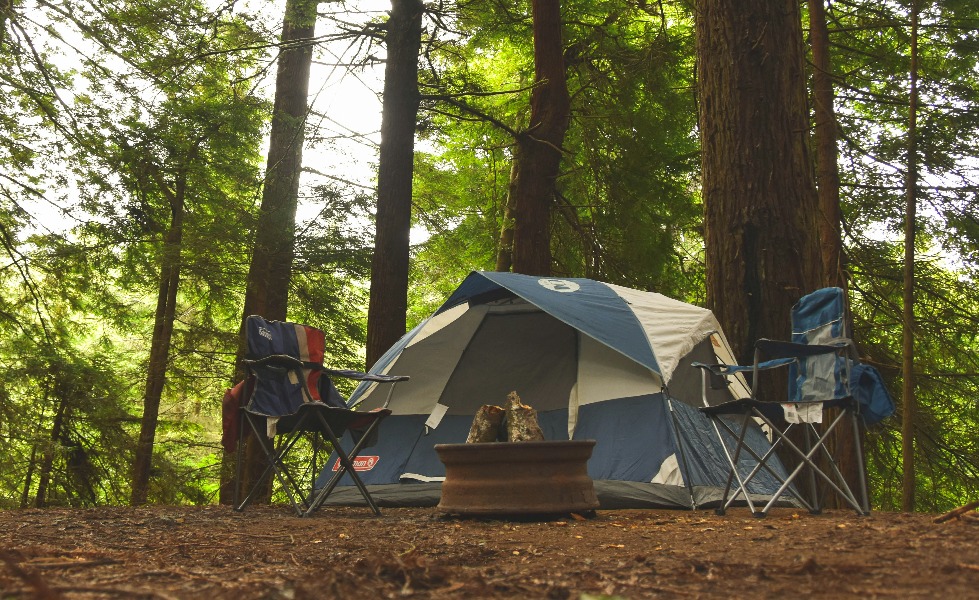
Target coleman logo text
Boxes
[332,456,379,472]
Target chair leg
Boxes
[234,415,275,512]
[304,415,385,517]
[710,411,754,515]
[756,409,865,516]
[268,431,317,516]
[233,410,247,508]
[804,424,821,514]
[234,414,313,516]
[851,409,871,515]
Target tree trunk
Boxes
[35,398,66,508]
[901,2,920,513]
[221,0,319,505]
[809,0,860,509]
[20,446,37,508]
[0,0,12,47]
[810,0,844,289]
[500,0,570,277]
[131,175,185,505]
[365,0,423,370]
[495,163,518,272]
[696,1,824,502]
[239,0,317,329]
[696,0,822,364]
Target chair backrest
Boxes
[788,287,852,403]
[244,315,340,416]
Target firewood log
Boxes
[466,404,505,443]
[505,391,545,442]
[933,500,979,523]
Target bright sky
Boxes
[19,0,395,239]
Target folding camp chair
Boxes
[232,315,408,516]
[694,287,894,518]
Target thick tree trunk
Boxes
[696,0,822,364]
[239,0,317,329]
[221,0,318,505]
[365,0,424,370]
[131,179,185,505]
[500,0,570,277]
[696,0,824,503]
[901,3,920,513]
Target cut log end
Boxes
[466,404,505,443]
[505,391,545,442]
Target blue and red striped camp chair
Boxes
[232,315,408,516]
[694,287,894,517]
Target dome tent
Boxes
[317,271,788,509]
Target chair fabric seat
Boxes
[700,396,855,423]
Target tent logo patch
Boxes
[538,278,580,293]
[332,455,379,472]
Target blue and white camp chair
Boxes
[694,287,894,517]
[231,315,408,516]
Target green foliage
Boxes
[410,0,703,310]
[824,0,979,511]
[0,0,278,506]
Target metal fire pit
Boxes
[435,440,599,516]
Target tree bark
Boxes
[901,1,920,513]
[499,0,570,276]
[239,0,317,330]
[0,0,12,47]
[809,0,860,509]
[20,446,37,508]
[131,171,186,505]
[696,0,822,365]
[809,0,844,289]
[696,1,824,503]
[495,163,518,273]
[35,398,66,508]
[365,0,424,370]
[222,0,318,505]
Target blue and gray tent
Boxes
[317,271,790,509]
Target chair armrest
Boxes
[323,369,409,384]
[755,338,852,360]
[692,357,796,404]
[242,354,305,369]
[691,359,794,377]
[242,356,409,384]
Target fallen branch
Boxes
[933,500,979,523]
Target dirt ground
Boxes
[2,503,978,599]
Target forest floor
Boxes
[2,503,978,599]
